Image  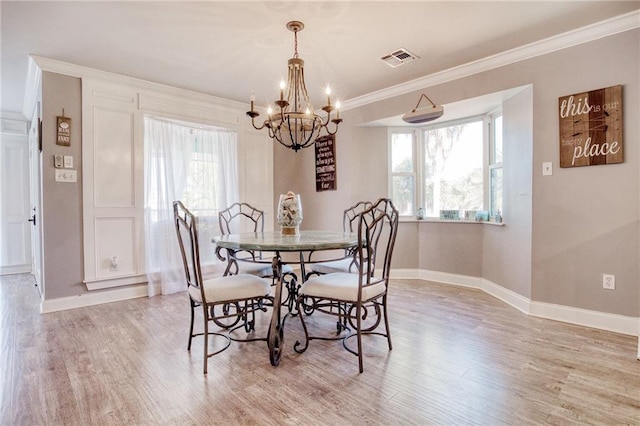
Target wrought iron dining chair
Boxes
[294,198,399,373]
[174,201,271,374]
[305,201,373,279]
[218,202,297,311]
[218,202,295,278]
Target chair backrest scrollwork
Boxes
[219,202,264,235]
[343,201,373,233]
[174,201,205,297]
[356,198,399,287]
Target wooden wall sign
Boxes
[559,85,623,168]
[56,116,71,146]
[315,134,337,192]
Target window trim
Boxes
[488,109,503,216]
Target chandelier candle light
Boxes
[247,21,342,152]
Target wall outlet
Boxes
[603,274,615,290]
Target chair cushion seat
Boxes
[308,257,359,274]
[189,274,270,303]
[299,273,386,302]
[236,260,293,277]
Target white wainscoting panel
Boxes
[82,79,144,286]
[94,217,136,278]
[72,66,272,292]
[94,108,135,208]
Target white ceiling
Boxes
[2,1,639,119]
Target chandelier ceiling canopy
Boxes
[247,21,342,152]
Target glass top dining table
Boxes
[213,230,358,366]
[214,230,358,252]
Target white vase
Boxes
[277,192,303,235]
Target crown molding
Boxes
[28,55,249,114]
[343,10,640,111]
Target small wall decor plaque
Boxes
[56,112,71,146]
[559,85,623,168]
[315,134,337,192]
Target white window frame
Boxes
[388,109,502,219]
[488,110,503,216]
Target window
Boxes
[389,131,415,216]
[422,118,484,217]
[389,111,503,219]
[144,116,239,295]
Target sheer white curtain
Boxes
[144,116,238,296]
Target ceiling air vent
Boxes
[380,48,419,68]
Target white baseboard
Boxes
[1,264,31,276]
[480,278,532,315]
[529,300,639,336]
[391,268,639,337]
[41,284,148,313]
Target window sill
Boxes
[400,218,505,226]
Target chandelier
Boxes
[247,21,342,152]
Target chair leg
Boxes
[293,295,310,353]
[203,306,209,375]
[188,300,196,351]
[382,295,392,350]
[356,303,364,374]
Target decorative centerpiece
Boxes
[277,191,303,235]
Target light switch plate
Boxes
[55,169,77,183]
[63,155,73,169]
[542,162,553,176]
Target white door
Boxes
[0,132,32,275]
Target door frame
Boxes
[28,113,43,292]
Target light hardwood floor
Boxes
[1,273,639,425]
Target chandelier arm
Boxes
[248,115,268,132]
[323,119,341,137]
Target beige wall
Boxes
[529,32,639,316]
[41,72,84,299]
[420,222,483,276]
[483,86,533,298]
[274,122,357,232]
[297,29,639,317]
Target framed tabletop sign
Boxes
[559,85,623,168]
[315,134,337,191]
